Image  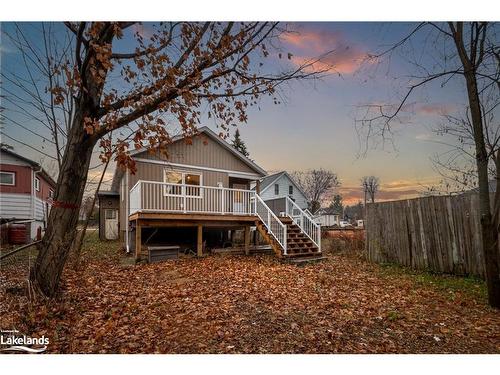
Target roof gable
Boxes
[259,171,308,199]
[131,126,266,176]
[1,148,56,187]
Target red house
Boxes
[0,148,56,242]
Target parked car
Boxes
[339,220,352,228]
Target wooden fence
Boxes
[365,194,499,278]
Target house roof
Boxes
[1,148,57,187]
[97,190,119,196]
[316,207,341,215]
[255,170,308,199]
[110,126,267,190]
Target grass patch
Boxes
[78,230,123,262]
[377,262,487,302]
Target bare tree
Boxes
[361,176,380,203]
[428,92,499,194]
[3,22,334,297]
[292,169,340,213]
[356,22,500,308]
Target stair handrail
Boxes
[255,195,287,254]
[285,196,321,251]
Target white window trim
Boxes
[35,177,40,191]
[0,171,15,186]
[163,169,203,198]
[49,189,54,198]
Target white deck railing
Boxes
[255,195,287,254]
[285,196,321,251]
[129,180,257,216]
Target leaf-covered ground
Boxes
[1,239,499,353]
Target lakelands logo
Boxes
[0,330,49,353]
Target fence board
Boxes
[365,193,499,278]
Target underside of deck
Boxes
[129,212,260,260]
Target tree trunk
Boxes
[30,110,96,297]
[464,71,500,308]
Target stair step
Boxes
[257,217,320,260]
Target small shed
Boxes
[314,207,341,227]
[97,190,120,240]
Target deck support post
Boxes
[197,224,203,257]
[244,225,251,255]
[135,219,142,260]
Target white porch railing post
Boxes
[221,187,225,215]
[138,181,142,211]
[283,226,287,255]
[317,224,321,251]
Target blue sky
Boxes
[0,22,481,204]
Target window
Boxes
[164,171,183,195]
[35,177,40,191]
[289,185,293,195]
[274,184,279,195]
[185,173,201,197]
[105,209,117,220]
[164,170,202,197]
[49,189,54,198]
[0,171,15,186]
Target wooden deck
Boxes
[129,211,259,226]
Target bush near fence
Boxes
[365,193,499,278]
[322,229,365,255]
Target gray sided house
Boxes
[252,171,308,216]
[98,127,322,261]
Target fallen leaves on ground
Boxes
[1,247,499,353]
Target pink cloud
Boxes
[334,177,441,206]
[281,29,370,75]
[417,103,456,116]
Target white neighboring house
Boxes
[0,148,56,241]
[314,207,341,227]
[252,171,308,215]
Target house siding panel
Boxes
[34,197,51,221]
[0,193,32,219]
[260,174,308,210]
[134,134,257,174]
[0,164,32,194]
[35,174,55,200]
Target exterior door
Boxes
[231,183,247,214]
[104,209,119,240]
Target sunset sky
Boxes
[1,22,477,205]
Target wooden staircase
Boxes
[256,216,322,261]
